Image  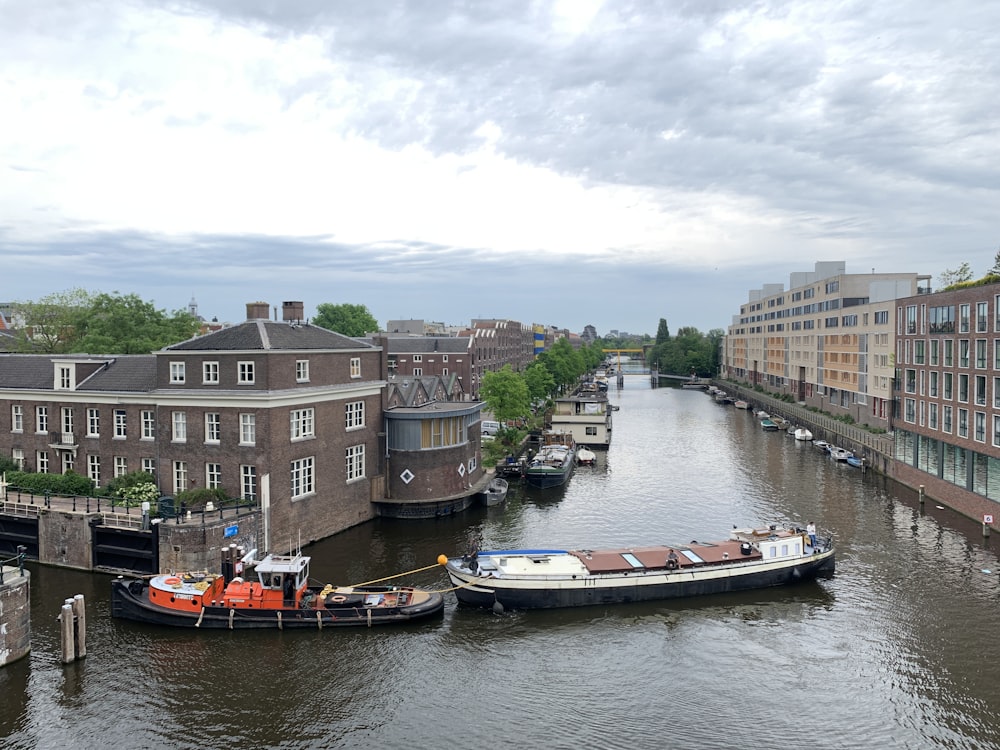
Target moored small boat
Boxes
[479,477,509,506]
[733,400,750,410]
[576,446,597,465]
[445,524,835,611]
[845,455,864,468]
[829,446,853,462]
[794,428,814,441]
[813,440,830,452]
[525,434,576,489]
[760,418,779,431]
[111,550,445,629]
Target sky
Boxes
[2,1,998,337]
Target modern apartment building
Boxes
[892,282,1000,521]
[724,261,931,429]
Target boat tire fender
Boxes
[331,595,347,603]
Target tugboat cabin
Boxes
[223,552,310,609]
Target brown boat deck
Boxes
[569,540,761,574]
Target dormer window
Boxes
[170,362,186,384]
[55,364,73,390]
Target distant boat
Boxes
[576,446,597,465]
[794,428,814,441]
[525,435,576,489]
[733,400,751,410]
[846,456,864,468]
[829,446,853,462]
[813,440,831,452]
[760,418,779,431]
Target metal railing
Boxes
[0,546,27,585]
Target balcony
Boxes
[49,431,79,450]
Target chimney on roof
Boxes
[282,301,305,323]
[246,302,269,320]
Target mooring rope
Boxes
[344,562,443,588]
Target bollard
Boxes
[918,484,925,505]
[73,594,87,659]
[60,600,75,664]
[984,522,991,539]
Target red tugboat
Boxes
[111,549,444,629]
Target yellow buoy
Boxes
[437,554,448,566]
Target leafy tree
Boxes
[536,337,585,392]
[938,263,973,289]
[655,318,670,345]
[480,365,531,425]
[9,288,92,353]
[0,454,19,474]
[11,290,199,354]
[988,249,1000,276]
[523,361,556,403]
[313,303,380,336]
[75,293,200,354]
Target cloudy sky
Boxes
[2,1,997,336]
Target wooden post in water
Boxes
[59,595,86,664]
[60,599,75,664]
[918,484,925,506]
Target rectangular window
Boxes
[238,361,255,384]
[913,340,925,364]
[57,365,72,390]
[350,357,361,378]
[905,369,916,394]
[976,375,987,406]
[141,458,156,477]
[205,413,221,443]
[114,409,127,438]
[142,410,156,440]
[975,412,986,442]
[346,444,365,481]
[203,361,219,384]
[977,302,988,332]
[413,367,423,376]
[61,407,74,437]
[240,413,256,445]
[929,371,939,398]
[943,405,953,433]
[944,340,954,366]
[87,408,100,437]
[290,408,315,440]
[904,398,916,423]
[930,339,939,366]
[960,340,970,368]
[944,373,953,400]
[906,305,917,334]
[114,456,127,478]
[296,359,310,383]
[291,456,315,498]
[11,404,23,432]
[12,448,24,470]
[976,339,987,368]
[442,355,449,363]
[172,411,187,442]
[241,465,257,502]
[413,354,423,362]
[959,374,969,403]
[88,455,101,486]
[206,463,221,489]
[345,401,365,429]
[958,408,969,438]
[173,461,188,493]
[37,451,49,473]
[170,362,186,384]
[929,403,938,430]
[36,406,48,433]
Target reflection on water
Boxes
[6,378,1000,749]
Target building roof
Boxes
[0,354,157,392]
[166,320,375,352]
[361,335,471,354]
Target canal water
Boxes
[5,377,1000,749]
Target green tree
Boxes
[76,293,200,354]
[988,249,1000,277]
[655,318,670,345]
[480,365,531,424]
[10,288,93,353]
[313,303,379,336]
[523,361,556,403]
[537,337,586,392]
[938,263,973,289]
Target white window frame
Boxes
[37,451,49,473]
[346,444,365,482]
[350,357,361,378]
[291,456,315,499]
[203,361,220,384]
[88,455,101,486]
[238,361,255,384]
[172,411,187,442]
[241,465,257,502]
[114,409,127,439]
[36,406,48,434]
[240,413,256,446]
[114,456,128,478]
[141,457,156,477]
[205,412,221,444]
[87,408,100,437]
[206,463,222,489]
[173,460,188,493]
[290,408,315,441]
[296,359,310,383]
[345,401,365,430]
[142,410,156,440]
[11,404,23,433]
[12,448,24,470]
[170,362,186,384]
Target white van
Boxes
[481,420,501,436]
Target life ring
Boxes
[331,595,347,603]
[164,576,181,585]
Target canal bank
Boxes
[704,379,999,533]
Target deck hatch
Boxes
[620,553,644,568]
[681,550,704,564]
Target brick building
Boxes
[892,282,1000,522]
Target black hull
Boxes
[523,467,573,489]
[452,554,835,610]
[111,580,444,629]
